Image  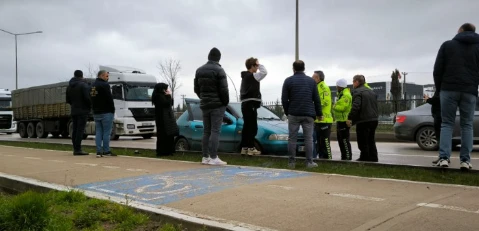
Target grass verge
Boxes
[0,141,478,187]
[0,190,201,231]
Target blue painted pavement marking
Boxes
[76,166,310,205]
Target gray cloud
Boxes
[1,0,478,103]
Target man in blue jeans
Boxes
[433,23,479,170]
[91,70,116,158]
[281,60,322,168]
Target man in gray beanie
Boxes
[194,47,230,165]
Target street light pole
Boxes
[295,0,299,61]
[0,29,43,90]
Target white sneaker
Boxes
[247,148,261,156]
[240,148,248,155]
[208,157,227,165]
[460,162,472,170]
[201,157,211,165]
[436,159,449,168]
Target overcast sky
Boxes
[1,0,478,104]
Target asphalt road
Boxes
[0,133,478,169]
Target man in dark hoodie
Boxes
[239,57,267,156]
[66,70,91,156]
[90,70,116,158]
[194,47,230,165]
[433,23,479,170]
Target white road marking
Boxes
[417,203,479,214]
[48,160,66,163]
[126,168,146,172]
[24,157,42,160]
[329,193,386,202]
[103,166,120,169]
[75,163,98,167]
[267,185,294,190]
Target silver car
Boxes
[394,102,479,151]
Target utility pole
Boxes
[295,0,299,61]
[181,94,186,111]
[402,72,408,100]
[0,29,42,90]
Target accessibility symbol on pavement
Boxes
[76,166,310,205]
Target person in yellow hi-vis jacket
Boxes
[312,71,333,159]
[333,78,353,160]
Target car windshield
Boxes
[229,103,281,120]
[124,83,155,101]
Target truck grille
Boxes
[0,114,12,129]
[129,108,155,122]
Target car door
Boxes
[218,110,237,152]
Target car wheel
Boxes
[175,137,190,151]
[416,126,438,151]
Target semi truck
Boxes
[0,89,16,134]
[11,65,157,140]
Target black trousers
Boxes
[433,115,442,144]
[356,121,378,162]
[241,102,258,148]
[71,115,87,152]
[315,123,332,159]
[337,122,352,160]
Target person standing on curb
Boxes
[312,70,333,159]
[333,78,352,160]
[194,47,230,165]
[66,70,91,156]
[152,83,178,157]
[347,74,379,162]
[240,57,267,156]
[90,70,116,158]
[433,23,479,170]
[281,60,322,169]
[424,92,444,164]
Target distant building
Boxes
[329,81,425,102]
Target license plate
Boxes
[298,146,305,152]
[142,123,152,126]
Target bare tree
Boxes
[85,63,99,79]
[157,58,182,99]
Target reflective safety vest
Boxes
[315,81,333,123]
[333,88,352,122]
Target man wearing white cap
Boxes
[333,78,353,160]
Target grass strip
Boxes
[0,190,204,231]
[0,141,478,187]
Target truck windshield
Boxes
[124,83,155,101]
[0,97,12,111]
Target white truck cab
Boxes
[0,89,17,134]
[85,65,158,139]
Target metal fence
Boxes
[262,99,426,123]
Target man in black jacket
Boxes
[194,47,230,165]
[347,75,379,162]
[240,57,267,156]
[90,70,116,158]
[433,23,479,170]
[66,70,91,156]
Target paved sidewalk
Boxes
[0,145,478,231]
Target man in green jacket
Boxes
[312,71,333,159]
[333,78,353,160]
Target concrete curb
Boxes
[0,140,477,174]
[0,172,275,231]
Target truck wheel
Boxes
[36,122,48,138]
[110,128,120,141]
[18,123,28,138]
[142,133,153,139]
[27,122,37,138]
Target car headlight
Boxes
[269,134,289,141]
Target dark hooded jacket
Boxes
[433,31,479,96]
[66,77,91,116]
